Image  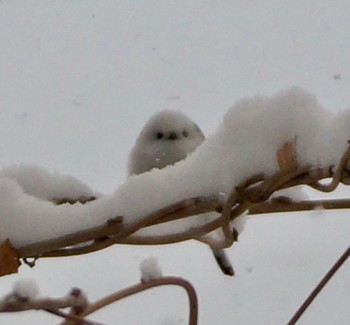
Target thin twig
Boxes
[27,198,220,258]
[45,309,105,325]
[249,198,350,215]
[63,277,198,325]
[17,217,123,258]
[220,187,238,244]
[39,218,223,256]
[246,166,310,203]
[309,142,350,192]
[287,246,350,325]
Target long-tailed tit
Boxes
[128,110,234,276]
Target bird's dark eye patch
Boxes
[156,132,164,139]
[183,130,189,138]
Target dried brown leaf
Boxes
[0,239,21,276]
[277,138,298,172]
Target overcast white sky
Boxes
[0,1,349,324]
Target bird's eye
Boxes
[183,130,189,138]
[156,132,164,139]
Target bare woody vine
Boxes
[0,140,349,325]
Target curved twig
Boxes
[42,216,224,256]
[62,277,198,325]
[17,217,123,258]
[220,186,239,246]
[17,198,219,258]
[309,142,350,192]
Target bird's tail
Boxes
[211,248,234,276]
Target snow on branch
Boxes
[0,266,198,325]
[1,87,350,275]
[0,281,93,324]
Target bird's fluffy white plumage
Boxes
[128,110,205,175]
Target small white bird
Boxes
[128,110,234,276]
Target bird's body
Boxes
[128,110,204,175]
[128,110,234,276]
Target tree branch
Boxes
[0,141,347,276]
[62,276,198,325]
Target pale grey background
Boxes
[0,1,349,324]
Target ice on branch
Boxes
[0,86,349,248]
[140,257,163,282]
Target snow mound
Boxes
[12,279,39,301]
[0,164,97,202]
[140,257,163,282]
[0,87,348,247]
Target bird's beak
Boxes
[168,132,178,140]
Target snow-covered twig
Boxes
[0,264,197,325]
[18,216,123,259]
[2,88,350,277]
[309,140,350,192]
[0,286,100,325]
[61,276,198,325]
[18,197,221,258]
[9,142,350,265]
